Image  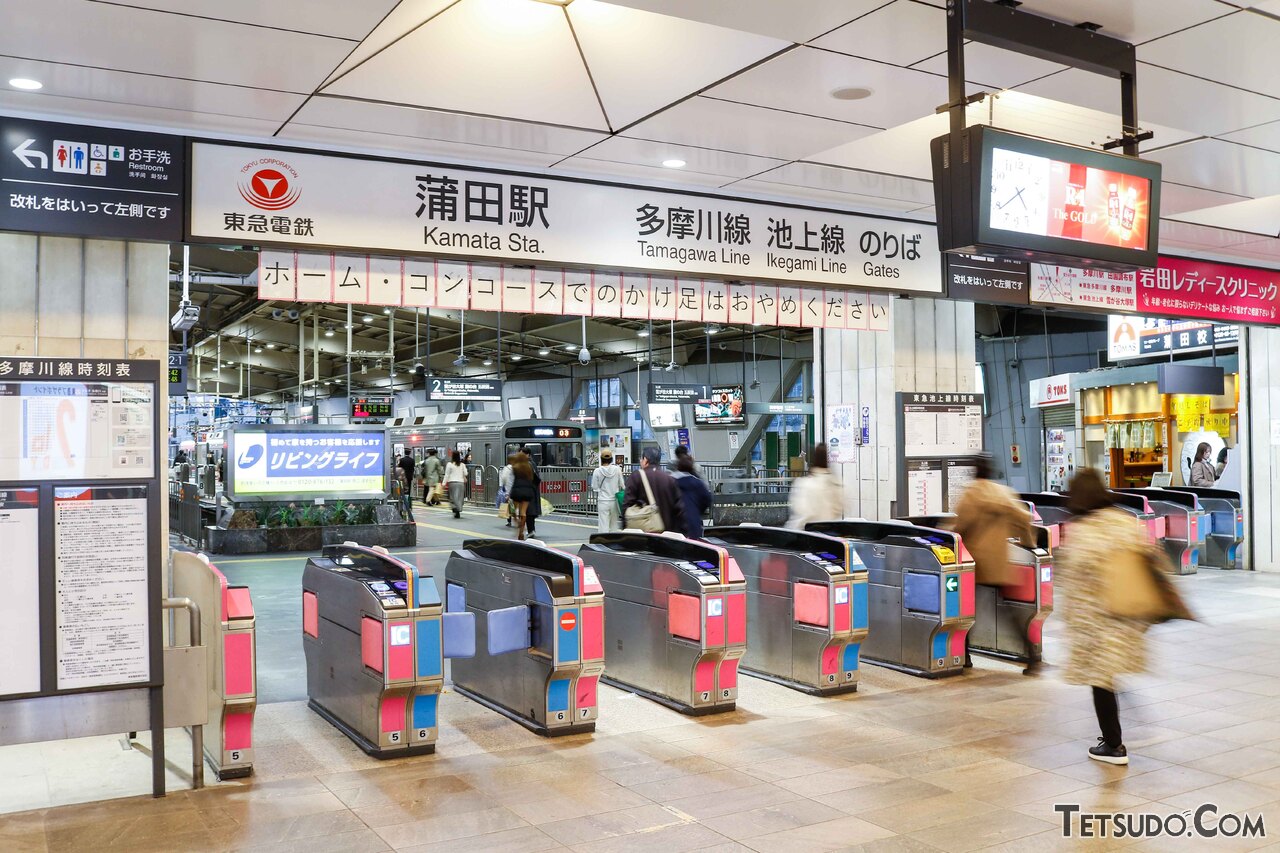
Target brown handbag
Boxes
[1104,546,1195,623]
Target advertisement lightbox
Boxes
[226,425,389,501]
[648,403,684,429]
[933,126,1161,271]
[694,385,746,427]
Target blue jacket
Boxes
[672,471,713,539]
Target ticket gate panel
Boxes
[1165,487,1243,569]
[1117,489,1205,575]
[446,539,604,736]
[303,543,465,758]
[704,526,868,695]
[805,521,974,678]
[580,532,745,714]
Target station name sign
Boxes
[649,383,707,404]
[188,142,941,294]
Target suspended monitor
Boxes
[932,126,1161,271]
[694,385,745,426]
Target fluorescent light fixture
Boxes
[637,329,649,337]
[482,359,493,366]
[538,347,551,355]
[253,346,263,353]
[362,315,374,322]
[8,78,41,90]
[662,158,686,169]
[265,342,276,349]
[382,307,392,315]
[324,328,334,337]
[512,354,523,361]
[565,344,577,351]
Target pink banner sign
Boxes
[1137,256,1280,325]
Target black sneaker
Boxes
[1088,738,1128,765]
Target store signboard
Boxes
[944,254,1030,305]
[0,116,183,241]
[1107,315,1238,361]
[426,377,502,402]
[1033,256,1280,326]
[226,425,388,500]
[192,142,942,294]
[1029,373,1072,408]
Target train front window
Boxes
[548,443,584,467]
[507,442,544,466]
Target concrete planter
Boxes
[206,522,416,554]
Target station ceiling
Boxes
[4,0,1280,262]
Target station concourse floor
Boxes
[5,509,1280,851]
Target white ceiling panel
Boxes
[1160,183,1250,215]
[624,96,875,161]
[325,0,458,84]
[322,0,607,130]
[93,0,400,39]
[809,92,1194,178]
[726,178,930,216]
[0,94,282,138]
[1220,119,1280,153]
[593,0,887,44]
[1140,11,1280,99]
[813,1,945,67]
[0,57,305,123]
[552,157,740,190]
[1168,195,1280,237]
[1012,0,1230,44]
[708,47,954,131]
[280,123,565,169]
[568,0,787,129]
[911,42,1066,90]
[576,136,785,178]
[0,0,351,92]
[1160,219,1272,254]
[1020,63,1280,139]
[288,97,605,156]
[1150,138,1280,198]
[748,162,935,206]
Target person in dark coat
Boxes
[520,445,543,537]
[397,451,417,502]
[672,453,712,538]
[623,447,687,534]
[508,453,537,541]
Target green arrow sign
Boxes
[945,576,959,593]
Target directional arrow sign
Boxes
[12,138,46,169]
[945,575,959,593]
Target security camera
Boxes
[171,301,200,332]
[718,342,728,351]
[578,347,591,365]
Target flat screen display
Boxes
[648,403,684,429]
[694,385,746,426]
[351,394,393,420]
[988,147,1152,251]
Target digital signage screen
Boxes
[226,425,389,501]
[933,126,1161,271]
[350,394,393,420]
[694,385,746,427]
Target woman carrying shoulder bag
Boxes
[1059,468,1191,766]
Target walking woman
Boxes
[508,453,537,540]
[1058,468,1153,765]
[443,450,468,519]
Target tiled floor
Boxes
[6,534,1280,850]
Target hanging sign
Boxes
[191,142,941,294]
[1107,315,1238,361]
[426,377,503,402]
[649,383,707,404]
[0,116,184,241]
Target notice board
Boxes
[896,392,985,515]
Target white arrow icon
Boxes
[12,138,47,169]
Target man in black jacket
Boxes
[624,447,687,534]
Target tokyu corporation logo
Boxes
[238,158,300,210]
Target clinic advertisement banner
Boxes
[226,426,388,500]
[1033,255,1280,326]
[190,141,941,295]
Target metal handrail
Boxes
[162,596,204,790]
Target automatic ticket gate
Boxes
[1166,487,1243,570]
[1018,493,1072,546]
[171,552,257,780]
[805,521,975,678]
[303,543,473,758]
[579,532,746,714]
[1109,491,1166,546]
[897,517,1054,668]
[1117,488,1206,575]
[703,525,869,695]
[445,539,605,736]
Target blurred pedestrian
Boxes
[422,448,443,505]
[520,444,543,537]
[444,451,467,519]
[786,443,843,529]
[509,453,537,540]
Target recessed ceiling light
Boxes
[8,78,41,91]
[662,158,686,169]
[830,86,873,101]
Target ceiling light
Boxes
[637,329,649,338]
[8,78,41,91]
[705,324,722,335]
[565,344,577,351]
[382,307,392,315]
[324,327,334,337]
[363,315,374,323]
[253,346,263,353]
[265,342,276,349]
[512,354,523,361]
[662,158,686,169]
[538,347,551,356]
[483,359,493,367]
[830,86,873,101]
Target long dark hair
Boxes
[1195,442,1212,463]
[810,443,829,469]
[451,451,462,465]
[1067,468,1113,516]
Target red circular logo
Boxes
[238,165,301,210]
[559,612,577,631]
